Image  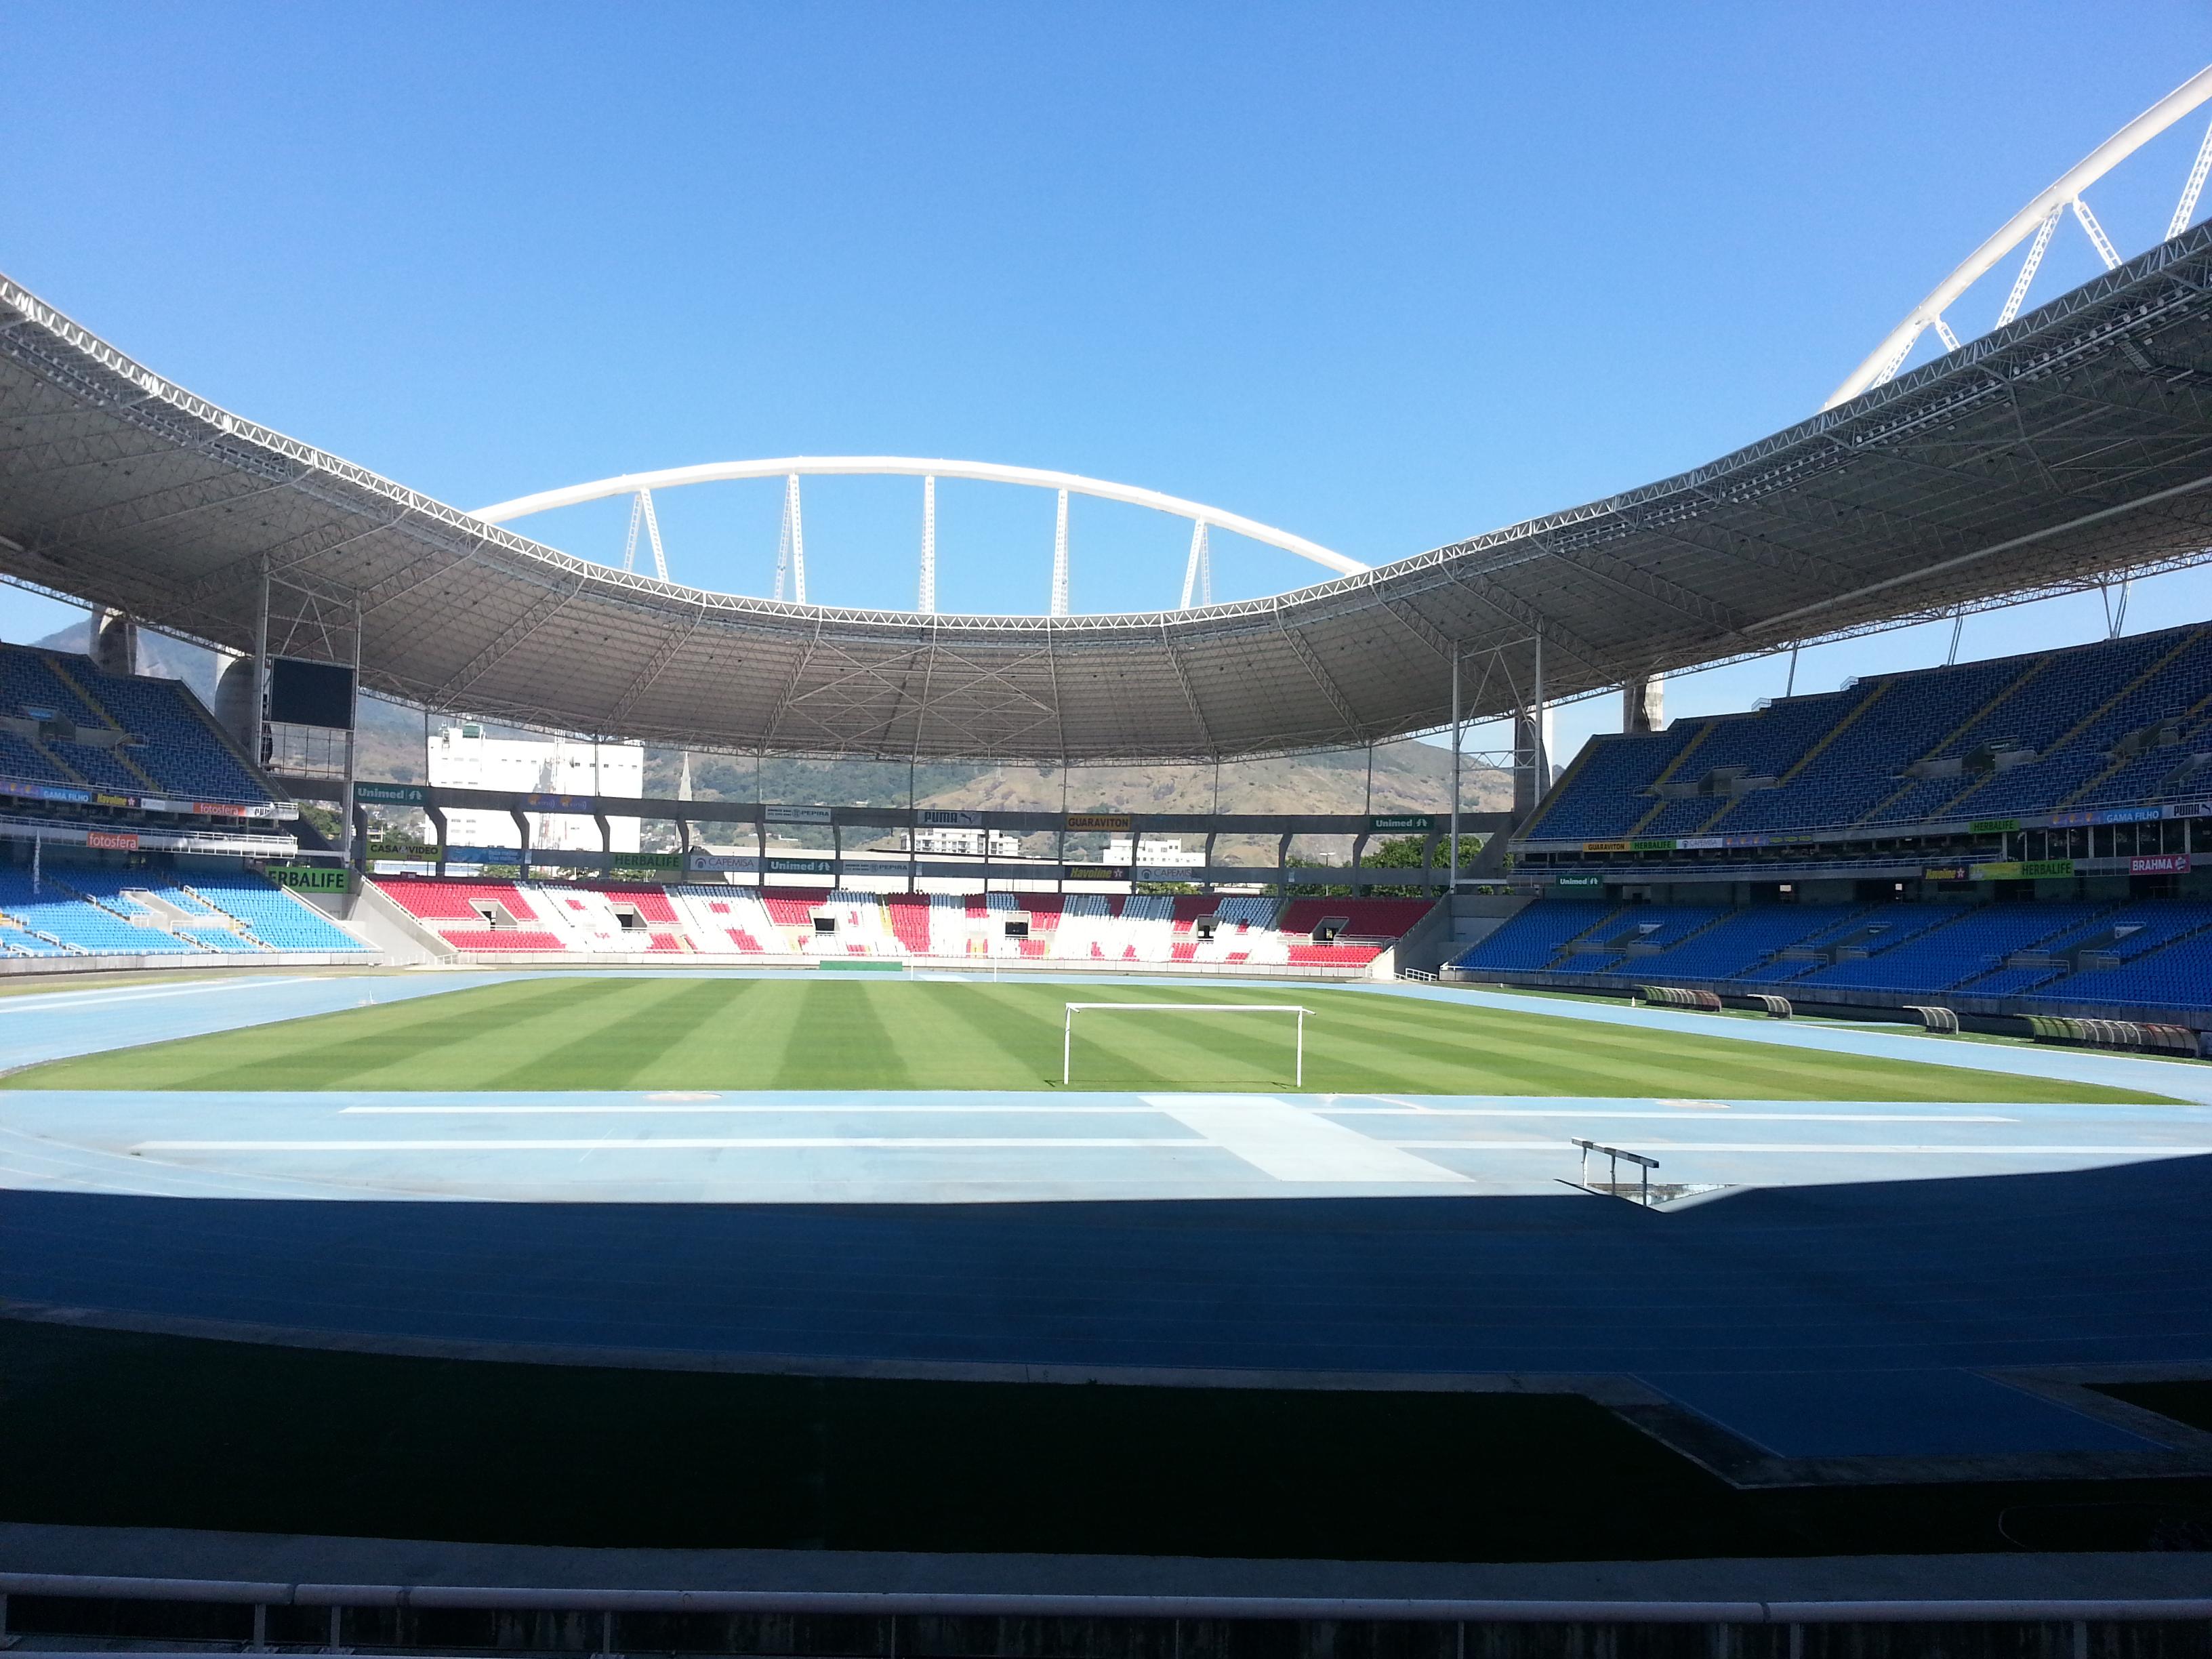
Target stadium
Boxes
[10,37,2212,1659]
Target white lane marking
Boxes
[1390,1141,2211,1155]
[1360,1094,1438,1113]
[1144,1094,1467,1183]
[1323,1108,2020,1123]
[1661,1098,1730,1110]
[342,1103,1171,1115]
[132,1137,1208,1153]
[334,1103,2023,1123]
[0,977,312,1014]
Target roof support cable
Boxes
[1998,205,2064,328]
[2072,195,2124,271]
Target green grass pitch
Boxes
[4,977,2171,1101]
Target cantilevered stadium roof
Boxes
[6,228,2212,764]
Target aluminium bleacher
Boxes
[0,643,271,806]
[1526,625,2212,842]
[1456,895,2212,1018]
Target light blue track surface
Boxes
[5,967,2211,1465]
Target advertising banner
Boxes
[266,864,352,893]
[766,857,836,875]
[523,792,595,813]
[1064,863,1122,880]
[611,853,684,876]
[1975,859,2075,881]
[1629,838,1677,852]
[1066,813,1132,832]
[1367,815,1435,834]
[356,782,428,807]
[918,809,981,827]
[1582,840,1629,853]
[1555,873,1604,889]
[686,852,755,872]
[85,830,139,851]
[766,805,834,825]
[1921,865,1972,882]
[2131,853,2192,874]
[1968,818,2020,834]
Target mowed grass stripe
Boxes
[115,977,613,1092]
[1,979,2175,1104]
[1068,1005,1308,1090]
[771,982,915,1090]
[918,984,1086,1088]
[485,977,751,1090]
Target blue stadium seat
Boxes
[1530,625,2212,839]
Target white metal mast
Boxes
[1179,521,1212,609]
[619,490,668,579]
[1050,489,1070,617]
[919,474,937,613]
[2171,117,2212,237]
[775,474,807,603]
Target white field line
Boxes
[1143,1094,1467,1183]
[1325,1108,2020,1123]
[131,1136,2209,1160]
[0,977,310,1014]
[1389,1141,2212,1155]
[338,1103,1171,1115]
[132,1136,1210,1153]
[333,1102,2023,1123]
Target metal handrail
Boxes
[1572,1137,1658,1206]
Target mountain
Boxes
[32,623,1512,817]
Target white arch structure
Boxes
[1826,62,2212,409]
[470,456,1366,613]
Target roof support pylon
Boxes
[919,475,937,614]
[1050,489,1070,617]
[1179,521,1212,609]
[775,474,807,605]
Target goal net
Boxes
[1061,1002,1313,1088]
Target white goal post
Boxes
[1061,1002,1314,1086]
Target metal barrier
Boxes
[1572,1138,1658,1206]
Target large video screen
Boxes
[268,657,356,730]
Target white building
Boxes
[1105,835,1198,867]
[903,825,1023,857]
[428,724,644,855]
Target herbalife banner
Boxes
[267,864,353,894]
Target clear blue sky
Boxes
[3,3,2209,766]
